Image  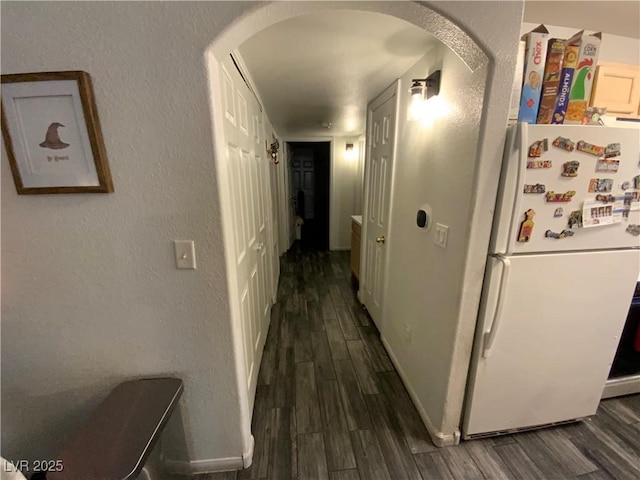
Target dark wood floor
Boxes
[202,248,640,480]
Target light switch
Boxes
[174,240,196,269]
[434,223,449,249]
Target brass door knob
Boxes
[376,236,385,244]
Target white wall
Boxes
[0,0,257,467]
[379,7,524,445]
[521,22,640,65]
[0,0,524,468]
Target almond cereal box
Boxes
[565,32,602,124]
[551,31,582,124]
[517,25,549,124]
[536,38,566,124]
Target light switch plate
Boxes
[434,223,449,249]
[174,240,196,269]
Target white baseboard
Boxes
[330,246,350,251]
[381,336,461,447]
[164,435,254,475]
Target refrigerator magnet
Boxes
[527,160,553,169]
[523,183,546,194]
[517,209,536,243]
[626,224,640,236]
[567,210,583,228]
[605,143,621,158]
[545,229,574,239]
[528,139,548,158]
[588,178,613,193]
[561,161,580,177]
[552,136,575,152]
[576,141,605,157]
[621,181,631,190]
[546,190,576,202]
[554,207,564,217]
[596,158,620,174]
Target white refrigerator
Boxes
[463,123,640,438]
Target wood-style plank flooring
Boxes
[201,248,640,480]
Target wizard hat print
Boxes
[39,122,69,149]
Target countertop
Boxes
[351,215,362,226]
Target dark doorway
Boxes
[289,141,330,250]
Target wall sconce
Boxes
[267,138,280,164]
[345,143,357,161]
[408,70,441,121]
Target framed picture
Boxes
[1,71,113,194]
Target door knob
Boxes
[255,243,264,251]
[376,236,385,244]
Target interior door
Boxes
[220,59,270,406]
[361,82,398,329]
[291,148,315,219]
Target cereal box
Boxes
[565,32,602,124]
[517,25,549,124]
[536,38,566,124]
[551,31,582,124]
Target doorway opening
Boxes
[289,141,331,251]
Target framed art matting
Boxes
[1,71,113,194]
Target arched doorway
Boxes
[203,0,522,471]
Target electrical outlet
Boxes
[434,223,449,248]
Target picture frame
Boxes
[1,71,113,194]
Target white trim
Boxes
[164,457,243,476]
[382,336,461,447]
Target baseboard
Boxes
[381,336,461,447]
[330,246,350,251]
[164,435,254,475]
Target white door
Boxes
[361,82,399,329]
[463,249,639,437]
[220,59,271,406]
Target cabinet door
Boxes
[590,63,640,118]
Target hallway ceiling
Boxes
[238,3,639,138]
[237,10,435,137]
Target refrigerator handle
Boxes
[482,256,511,358]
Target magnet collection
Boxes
[518,134,637,242]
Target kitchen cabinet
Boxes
[350,216,362,281]
[590,62,640,118]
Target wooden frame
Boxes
[1,71,113,194]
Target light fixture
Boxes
[408,70,441,121]
[345,143,357,161]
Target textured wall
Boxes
[380,1,524,444]
[0,0,258,465]
[0,0,524,468]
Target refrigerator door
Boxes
[463,249,639,438]
[492,124,640,255]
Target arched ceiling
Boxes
[237,10,436,137]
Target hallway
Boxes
[207,249,640,480]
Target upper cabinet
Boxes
[590,62,640,118]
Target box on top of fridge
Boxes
[536,38,566,124]
[517,24,549,124]
[565,31,602,124]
